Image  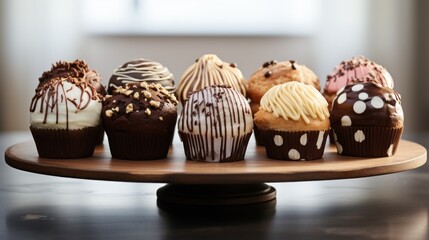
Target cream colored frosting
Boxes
[259,81,329,124]
[177,54,246,103]
[30,80,102,130]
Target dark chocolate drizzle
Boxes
[30,77,101,130]
[178,85,252,161]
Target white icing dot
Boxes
[336,142,343,154]
[354,130,365,143]
[358,92,368,100]
[337,93,347,104]
[387,144,394,156]
[288,149,300,160]
[300,134,307,146]
[371,96,384,109]
[353,101,366,114]
[274,135,283,146]
[352,84,364,92]
[341,116,352,126]
[316,131,325,149]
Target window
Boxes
[82,0,320,36]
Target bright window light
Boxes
[82,0,320,36]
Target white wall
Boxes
[0,0,417,136]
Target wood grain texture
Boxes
[4,136,427,184]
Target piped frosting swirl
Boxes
[260,81,329,124]
[108,59,175,94]
[177,54,246,104]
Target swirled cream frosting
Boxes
[260,81,329,124]
[108,59,175,94]
[176,54,246,104]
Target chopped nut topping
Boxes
[112,100,116,103]
[150,100,161,108]
[124,90,133,96]
[126,103,133,113]
[140,82,148,88]
[105,109,113,117]
[143,91,152,98]
[159,117,163,121]
[112,107,119,112]
[133,92,140,99]
[145,108,151,115]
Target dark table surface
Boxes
[1,132,428,240]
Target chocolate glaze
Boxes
[330,82,403,128]
[38,60,106,96]
[102,82,178,133]
[107,59,175,95]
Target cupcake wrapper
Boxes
[259,129,329,161]
[95,125,105,145]
[253,125,265,146]
[331,126,403,157]
[105,128,175,160]
[178,132,253,162]
[30,126,100,159]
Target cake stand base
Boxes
[156,183,276,206]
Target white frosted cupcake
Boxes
[178,85,253,162]
[30,74,102,158]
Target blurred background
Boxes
[0,0,426,137]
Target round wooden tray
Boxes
[4,137,427,206]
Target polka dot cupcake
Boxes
[330,82,404,157]
[254,82,330,161]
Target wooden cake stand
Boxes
[4,136,427,206]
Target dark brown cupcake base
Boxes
[178,132,252,162]
[331,126,403,157]
[30,126,100,159]
[105,128,175,160]
[259,129,329,161]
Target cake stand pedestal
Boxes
[4,137,427,206]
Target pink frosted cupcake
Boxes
[323,56,394,110]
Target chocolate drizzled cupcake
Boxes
[176,54,246,104]
[107,59,175,95]
[178,85,253,162]
[247,60,320,145]
[102,82,178,160]
[30,72,103,158]
[38,60,107,144]
[254,82,330,160]
[330,82,403,157]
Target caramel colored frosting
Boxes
[177,54,246,104]
[38,60,106,96]
[108,59,175,95]
[259,81,329,124]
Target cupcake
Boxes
[176,54,246,104]
[38,60,107,144]
[29,71,103,158]
[330,82,404,157]
[323,56,394,110]
[107,59,175,95]
[254,81,330,160]
[102,82,178,160]
[178,85,253,162]
[247,60,320,145]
